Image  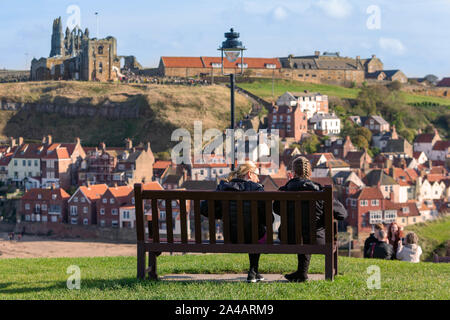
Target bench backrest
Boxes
[135,184,334,251]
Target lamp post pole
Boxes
[230,73,235,170]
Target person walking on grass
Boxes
[396,232,422,263]
[200,161,273,283]
[273,156,347,282]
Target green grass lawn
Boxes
[405,216,450,260]
[1,254,449,300]
[239,79,450,106]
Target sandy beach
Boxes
[0,232,137,259]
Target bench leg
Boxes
[325,253,334,281]
[137,242,146,280]
[148,252,158,280]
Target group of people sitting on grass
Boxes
[364,223,422,263]
[200,156,348,283]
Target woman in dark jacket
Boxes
[273,156,348,282]
[200,161,272,283]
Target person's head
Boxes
[291,156,312,180]
[405,232,418,245]
[376,229,387,242]
[226,161,259,183]
[374,223,384,232]
[390,222,399,233]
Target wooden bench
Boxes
[134,184,338,281]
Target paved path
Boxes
[160,274,325,282]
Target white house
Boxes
[413,129,441,157]
[429,141,450,162]
[308,113,341,135]
[276,91,328,119]
[119,206,136,228]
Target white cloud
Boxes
[315,0,353,19]
[379,37,406,55]
[272,6,288,21]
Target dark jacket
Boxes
[200,178,273,244]
[364,233,378,258]
[365,241,394,260]
[273,177,347,244]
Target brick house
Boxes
[363,169,400,202]
[275,91,329,119]
[363,115,390,134]
[268,103,308,141]
[20,187,70,223]
[67,183,108,225]
[345,150,372,169]
[96,185,133,228]
[321,136,357,159]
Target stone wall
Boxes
[14,221,137,243]
[0,99,140,119]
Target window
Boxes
[28,160,31,167]
[74,197,78,203]
[14,160,17,166]
[71,218,78,225]
[42,204,47,211]
[51,216,57,222]
[103,198,107,204]
[22,160,26,166]
[112,221,119,228]
[360,200,368,207]
[38,194,42,199]
[35,160,38,167]
[265,64,276,69]
[70,206,77,216]
[42,216,48,222]
[273,115,277,123]
[237,63,248,69]
[371,200,379,206]
[99,62,103,74]
[100,208,105,215]
[100,220,105,227]
[369,211,383,224]
[110,198,115,204]
[52,194,57,200]
[83,206,88,214]
[25,203,30,210]
[83,218,89,225]
[81,197,85,203]
[112,209,118,215]
[25,215,30,221]
[384,210,397,223]
[211,63,222,68]
[98,46,104,54]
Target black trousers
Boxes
[296,237,325,278]
[249,253,260,273]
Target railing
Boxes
[135,184,337,281]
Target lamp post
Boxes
[218,28,246,171]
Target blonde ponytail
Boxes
[226,161,258,182]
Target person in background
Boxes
[200,161,273,283]
[387,222,404,259]
[364,223,384,258]
[367,229,394,260]
[273,156,347,282]
[396,232,422,263]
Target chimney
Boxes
[18,137,24,146]
[372,54,376,59]
[428,159,433,169]
[42,136,47,144]
[125,138,132,150]
[75,137,81,146]
[113,182,118,187]
[51,183,55,190]
[314,51,320,56]
[391,125,398,140]
[10,137,16,148]
[47,135,52,145]
[146,142,151,152]
[99,142,106,151]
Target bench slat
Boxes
[165,199,173,244]
[237,200,244,244]
[208,200,216,244]
[295,200,302,245]
[151,198,159,243]
[251,200,258,244]
[280,200,287,244]
[309,200,316,245]
[265,200,273,244]
[194,200,201,244]
[222,201,230,244]
[180,199,188,244]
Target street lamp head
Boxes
[219,28,246,63]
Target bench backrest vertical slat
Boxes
[165,199,173,244]
[309,200,317,244]
[295,200,303,245]
[222,201,230,244]
[265,200,273,244]
[324,186,334,244]
[280,200,288,244]
[151,197,160,243]
[194,199,201,244]
[251,200,258,244]
[237,200,244,244]
[134,184,145,242]
[179,199,188,244]
[208,200,216,244]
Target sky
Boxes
[0,0,449,78]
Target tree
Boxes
[352,136,369,150]
[355,127,372,144]
[300,135,320,154]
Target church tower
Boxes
[50,17,64,57]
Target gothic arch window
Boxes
[98,46,104,54]
[99,62,103,74]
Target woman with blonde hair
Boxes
[273,156,347,282]
[396,232,422,263]
[200,161,273,283]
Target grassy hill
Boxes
[0,254,448,299]
[0,81,252,152]
[405,216,450,261]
